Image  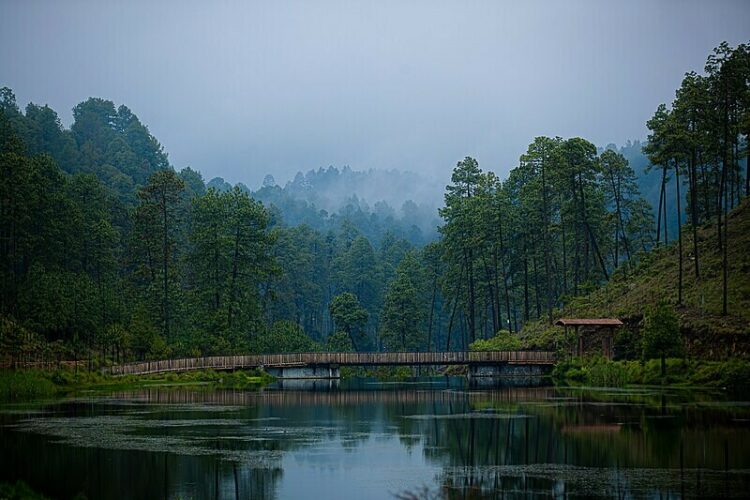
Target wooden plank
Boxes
[105,350,556,375]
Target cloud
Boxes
[2,0,748,188]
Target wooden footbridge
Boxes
[106,351,556,378]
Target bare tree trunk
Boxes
[676,162,683,306]
[162,189,170,341]
[720,95,729,316]
[445,294,459,351]
[689,151,700,279]
[656,167,665,245]
[540,151,553,324]
[427,274,437,352]
[523,241,530,322]
[662,177,669,245]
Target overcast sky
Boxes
[1,0,748,189]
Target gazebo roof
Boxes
[554,318,623,327]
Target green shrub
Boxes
[551,358,581,381]
[554,357,750,391]
[692,359,750,393]
[587,358,628,387]
[470,330,522,351]
[326,331,354,352]
[370,366,412,380]
[718,361,750,393]
[642,302,682,376]
[249,321,321,353]
[0,481,49,500]
[0,370,57,401]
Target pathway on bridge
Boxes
[107,351,556,376]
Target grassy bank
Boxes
[518,199,750,358]
[340,365,422,380]
[0,367,274,402]
[553,356,750,393]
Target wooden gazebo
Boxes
[554,318,623,359]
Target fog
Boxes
[2,0,749,198]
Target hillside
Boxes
[522,198,750,358]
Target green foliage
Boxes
[132,169,185,341]
[128,307,165,360]
[469,330,522,351]
[0,370,57,401]
[517,322,566,351]
[554,357,750,393]
[554,357,635,387]
[0,367,274,402]
[368,365,413,381]
[326,331,354,352]
[333,235,382,346]
[642,302,682,369]
[250,321,320,354]
[185,186,276,352]
[586,358,629,387]
[0,316,44,365]
[0,481,50,500]
[329,293,369,351]
[183,369,272,389]
[691,359,750,393]
[0,39,748,366]
[379,251,427,351]
[265,225,327,338]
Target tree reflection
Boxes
[3,382,750,498]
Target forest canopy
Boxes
[0,41,748,363]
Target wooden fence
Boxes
[0,359,86,370]
[106,351,556,376]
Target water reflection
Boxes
[2,379,750,499]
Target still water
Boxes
[2,378,750,499]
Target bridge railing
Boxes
[106,350,556,376]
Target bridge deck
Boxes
[107,351,556,376]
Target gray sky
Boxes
[1,0,748,190]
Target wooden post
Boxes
[602,331,610,359]
[576,325,582,357]
[605,326,614,359]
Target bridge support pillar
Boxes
[265,364,340,379]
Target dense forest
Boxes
[0,42,747,364]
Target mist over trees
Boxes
[0,41,747,362]
[209,166,443,246]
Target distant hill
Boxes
[1,87,442,246]
[208,166,444,245]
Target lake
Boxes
[2,378,750,499]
